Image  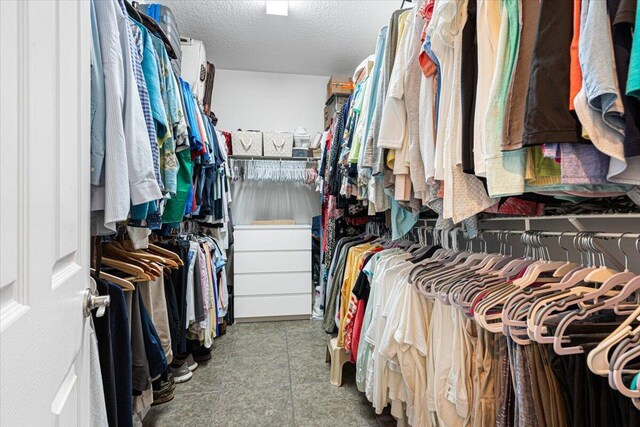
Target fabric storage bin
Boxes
[232,131,263,156]
[327,75,354,99]
[293,127,311,148]
[263,132,294,157]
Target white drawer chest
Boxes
[233,225,312,321]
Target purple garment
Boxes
[559,143,611,185]
[198,248,210,312]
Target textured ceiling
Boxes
[158,0,403,76]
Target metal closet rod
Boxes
[478,230,640,239]
[229,156,319,162]
[473,230,639,271]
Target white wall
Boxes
[211,69,328,134]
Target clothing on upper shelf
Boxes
[317,0,640,257]
[90,0,231,238]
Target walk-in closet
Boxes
[3,0,640,426]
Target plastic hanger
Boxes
[449,246,506,310]
[609,334,640,390]
[551,274,636,355]
[583,234,618,283]
[510,233,566,287]
[527,233,595,344]
[474,233,548,333]
[554,233,579,277]
[525,265,594,342]
[566,236,640,317]
[473,233,535,331]
[433,265,480,304]
[490,232,537,278]
[467,236,509,275]
[407,236,453,284]
[492,231,571,335]
[478,231,516,274]
[553,244,640,355]
[610,336,640,397]
[503,242,567,336]
[452,234,489,268]
[528,233,608,343]
[551,235,636,354]
[511,263,586,329]
[587,305,640,375]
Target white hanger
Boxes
[609,337,640,397]
[587,305,640,375]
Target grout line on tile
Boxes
[206,391,222,426]
[285,328,296,425]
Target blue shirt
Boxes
[90,0,106,186]
[180,79,204,153]
[129,19,162,191]
[133,21,169,139]
[362,27,388,153]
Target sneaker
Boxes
[193,350,211,363]
[151,387,174,406]
[169,362,193,383]
[185,354,198,372]
[152,376,176,394]
[191,345,212,363]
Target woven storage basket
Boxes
[232,131,263,156]
[263,132,294,157]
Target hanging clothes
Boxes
[327,231,640,426]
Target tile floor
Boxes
[143,320,396,427]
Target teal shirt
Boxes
[486,0,526,198]
[358,27,388,166]
[627,1,640,99]
[150,34,180,195]
[391,199,417,240]
[134,21,168,139]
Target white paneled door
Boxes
[0,0,92,425]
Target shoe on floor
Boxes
[185,354,198,372]
[191,345,212,363]
[169,362,193,383]
[151,387,174,406]
[152,377,176,394]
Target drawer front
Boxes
[234,272,311,296]
[234,228,310,252]
[234,250,311,274]
[235,294,312,319]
